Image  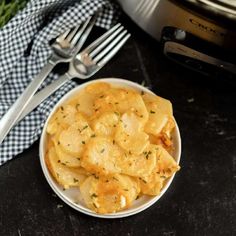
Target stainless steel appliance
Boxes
[118,0,236,76]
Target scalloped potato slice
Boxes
[162,117,176,137]
[67,83,111,117]
[142,93,173,116]
[68,91,95,117]
[115,131,149,155]
[121,112,143,134]
[45,147,87,189]
[114,89,148,120]
[91,111,119,136]
[59,114,93,156]
[47,105,77,135]
[115,113,149,155]
[139,145,179,195]
[54,140,81,167]
[156,145,180,178]
[144,99,175,136]
[80,174,140,214]
[118,145,156,178]
[81,137,122,175]
[85,82,111,95]
[145,110,169,136]
[139,173,165,196]
[93,88,149,124]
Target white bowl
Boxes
[39,78,181,218]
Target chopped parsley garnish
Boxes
[73,178,79,183]
[145,151,152,159]
[75,103,80,110]
[81,125,88,131]
[91,134,96,138]
[100,148,105,153]
[150,110,155,114]
[91,193,98,198]
[81,141,85,145]
[92,174,99,179]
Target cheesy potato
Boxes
[45,82,180,214]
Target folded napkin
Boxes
[0,0,119,165]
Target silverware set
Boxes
[0,15,130,144]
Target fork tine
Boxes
[97,33,131,67]
[70,15,96,50]
[84,23,122,55]
[93,30,128,63]
[89,25,124,58]
[66,24,81,42]
[56,28,71,42]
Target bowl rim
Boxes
[39,78,181,218]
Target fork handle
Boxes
[17,73,72,123]
[0,61,56,144]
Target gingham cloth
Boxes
[0,0,118,165]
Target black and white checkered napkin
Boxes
[0,0,119,165]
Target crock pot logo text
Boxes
[189,18,225,37]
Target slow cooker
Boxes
[118,0,236,77]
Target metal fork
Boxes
[17,23,131,123]
[0,16,97,144]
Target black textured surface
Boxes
[0,14,236,236]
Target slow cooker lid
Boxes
[175,0,236,26]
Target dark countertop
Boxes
[0,14,236,236]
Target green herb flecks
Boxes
[91,193,98,198]
[0,0,29,28]
[81,125,88,131]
